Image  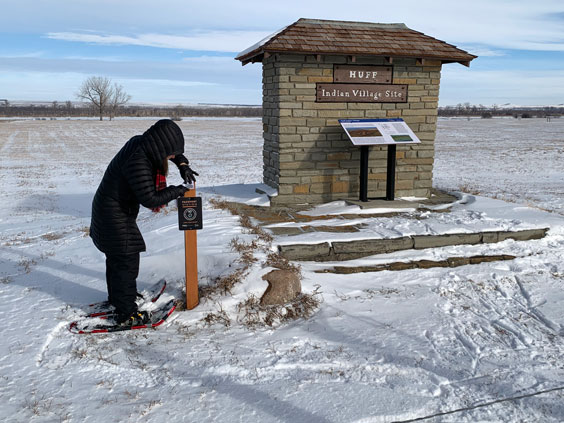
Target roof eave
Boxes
[236,48,477,67]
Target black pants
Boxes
[105,252,140,318]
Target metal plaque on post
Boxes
[177,196,203,230]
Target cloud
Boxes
[46,30,271,53]
[456,46,506,57]
[124,78,216,87]
[33,1,564,53]
[0,56,259,84]
[0,51,46,59]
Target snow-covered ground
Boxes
[0,117,563,422]
[434,117,564,216]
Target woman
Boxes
[90,119,198,326]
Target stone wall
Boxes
[262,54,441,205]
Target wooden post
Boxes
[183,185,199,310]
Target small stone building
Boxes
[236,18,476,205]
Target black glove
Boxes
[179,164,198,184]
[173,185,189,198]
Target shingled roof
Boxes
[236,18,476,66]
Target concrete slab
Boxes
[345,198,419,209]
[344,189,458,210]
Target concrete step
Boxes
[277,228,549,262]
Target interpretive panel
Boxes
[339,118,421,145]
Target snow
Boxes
[0,117,563,422]
[235,25,289,61]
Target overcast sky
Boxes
[1,0,563,106]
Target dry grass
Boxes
[238,214,274,243]
[208,198,238,215]
[209,197,274,243]
[237,286,322,328]
[78,226,90,237]
[199,267,248,300]
[40,232,66,241]
[18,258,37,273]
[202,303,231,327]
[207,195,321,328]
[458,184,482,196]
[265,251,302,273]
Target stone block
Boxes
[327,152,350,161]
[387,110,402,117]
[498,228,548,242]
[308,76,334,83]
[260,270,302,306]
[279,102,303,109]
[482,232,499,243]
[310,182,332,193]
[318,110,364,118]
[293,184,310,194]
[297,68,323,76]
[278,243,331,260]
[364,110,387,118]
[301,134,327,142]
[296,95,317,102]
[280,161,315,170]
[414,179,432,188]
[332,237,414,255]
[331,181,349,193]
[294,83,316,89]
[413,233,482,249]
[393,78,417,84]
[292,109,318,118]
[401,108,437,116]
[289,75,309,83]
[278,185,293,195]
[279,126,296,134]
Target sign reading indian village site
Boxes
[333,65,392,83]
[316,83,407,103]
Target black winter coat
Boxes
[90,119,187,254]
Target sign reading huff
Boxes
[333,65,392,83]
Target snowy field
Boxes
[0,117,563,422]
[435,117,564,216]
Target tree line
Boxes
[0,102,261,119]
[3,103,560,119]
[439,103,564,118]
